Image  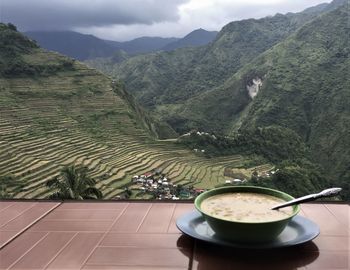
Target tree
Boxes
[46,165,102,200]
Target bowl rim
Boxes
[194,185,300,224]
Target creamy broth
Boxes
[201,192,294,222]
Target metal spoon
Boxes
[271,187,342,210]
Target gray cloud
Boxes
[1,0,188,31]
[0,0,332,41]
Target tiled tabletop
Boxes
[0,201,349,270]
[0,201,60,249]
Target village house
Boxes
[129,168,206,200]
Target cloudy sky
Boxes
[1,0,331,41]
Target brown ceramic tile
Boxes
[301,204,348,236]
[304,251,349,269]
[58,202,128,210]
[110,203,151,232]
[311,235,349,251]
[298,208,308,217]
[168,203,194,233]
[100,233,192,249]
[45,209,122,220]
[9,232,75,269]
[0,202,59,231]
[0,202,348,270]
[0,231,47,269]
[0,202,36,227]
[0,231,18,248]
[86,247,191,268]
[46,232,103,269]
[138,203,175,233]
[0,201,14,211]
[28,220,113,232]
[325,204,349,228]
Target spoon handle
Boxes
[271,188,342,210]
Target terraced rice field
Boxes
[0,53,268,199]
[0,123,249,199]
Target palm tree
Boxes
[46,165,102,200]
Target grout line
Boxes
[43,232,78,269]
[15,230,184,234]
[6,231,50,270]
[0,202,15,214]
[166,203,177,233]
[95,245,186,249]
[324,204,349,228]
[0,202,61,249]
[79,202,130,269]
[0,202,38,230]
[19,230,114,233]
[43,218,117,221]
[135,203,153,232]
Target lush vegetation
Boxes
[178,126,308,162]
[0,24,264,199]
[90,2,349,199]
[235,7,350,197]
[0,1,348,200]
[178,127,333,198]
[237,161,331,198]
[87,1,343,120]
[0,23,75,77]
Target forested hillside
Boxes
[87,0,349,199]
[162,28,218,51]
[89,0,345,113]
[178,5,349,198]
[0,23,266,199]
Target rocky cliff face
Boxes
[247,77,263,99]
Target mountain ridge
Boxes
[86,0,349,197]
[24,28,218,61]
[25,31,179,60]
[0,24,259,200]
[162,28,218,51]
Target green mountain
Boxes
[25,31,179,60]
[105,36,179,55]
[184,6,349,169]
[87,0,349,198]
[172,6,350,196]
[25,29,219,62]
[1,23,270,199]
[91,0,345,110]
[25,31,119,61]
[241,7,349,181]
[1,25,176,140]
[162,28,218,51]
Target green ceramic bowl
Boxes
[195,186,300,243]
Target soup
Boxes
[201,192,294,222]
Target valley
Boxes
[1,0,348,200]
[86,0,349,199]
[0,70,256,199]
[0,26,267,199]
